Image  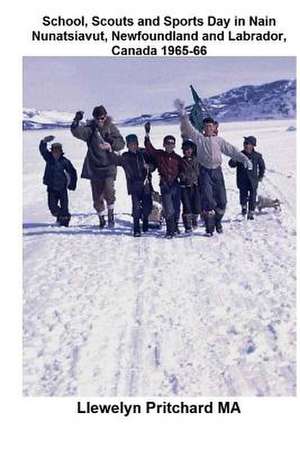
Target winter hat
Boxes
[163,135,176,145]
[126,134,139,145]
[92,105,107,118]
[244,136,257,146]
[51,142,63,151]
[203,117,215,125]
[181,139,197,153]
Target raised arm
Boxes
[70,111,92,142]
[174,99,205,144]
[144,135,158,154]
[220,139,252,169]
[143,122,159,159]
[39,135,55,161]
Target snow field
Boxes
[23,120,296,396]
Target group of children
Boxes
[38,102,266,237]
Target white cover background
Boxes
[1,0,299,447]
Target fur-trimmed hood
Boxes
[86,116,124,150]
[71,115,125,180]
[86,115,113,129]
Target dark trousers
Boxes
[160,182,181,221]
[131,189,153,221]
[239,182,257,211]
[199,166,227,215]
[181,185,201,215]
[47,189,70,221]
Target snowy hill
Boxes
[121,79,296,126]
[23,79,296,130]
[23,108,75,130]
[207,79,296,122]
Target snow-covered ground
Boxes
[23,119,296,396]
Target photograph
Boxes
[23,56,296,396]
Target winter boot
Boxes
[247,210,254,220]
[58,215,70,227]
[200,211,206,222]
[165,216,176,239]
[142,218,149,233]
[192,214,198,229]
[241,205,247,216]
[175,220,181,234]
[215,212,224,234]
[108,209,115,228]
[204,210,215,236]
[183,214,193,233]
[133,218,141,237]
[99,215,106,229]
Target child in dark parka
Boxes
[39,135,77,226]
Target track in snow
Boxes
[23,121,296,396]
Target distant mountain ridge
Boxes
[23,109,74,130]
[120,79,296,126]
[23,79,296,130]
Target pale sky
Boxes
[23,57,296,120]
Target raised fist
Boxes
[144,122,151,134]
[74,111,84,121]
[43,135,55,143]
